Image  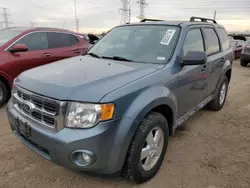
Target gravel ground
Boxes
[0,60,250,188]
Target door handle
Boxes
[74,50,80,53]
[42,53,51,57]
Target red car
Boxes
[0,27,91,106]
[230,39,245,59]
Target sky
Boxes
[1,0,250,34]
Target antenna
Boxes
[214,10,217,20]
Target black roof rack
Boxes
[190,16,217,24]
[140,18,164,22]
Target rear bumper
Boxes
[7,99,133,175]
[240,53,250,61]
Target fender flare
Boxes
[112,86,178,170]
[0,71,12,89]
[216,60,232,91]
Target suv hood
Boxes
[16,56,164,102]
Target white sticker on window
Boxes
[160,29,176,45]
[157,56,166,61]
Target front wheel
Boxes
[121,112,169,184]
[207,76,229,111]
[0,81,8,107]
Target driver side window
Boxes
[182,28,204,57]
[14,32,49,51]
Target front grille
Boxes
[13,86,60,128]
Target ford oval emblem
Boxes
[22,102,32,113]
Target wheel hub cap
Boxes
[219,82,227,105]
[141,127,164,171]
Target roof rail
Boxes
[140,18,164,22]
[190,16,217,24]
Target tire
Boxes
[207,76,228,111]
[0,80,8,107]
[121,112,169,184]
[240,59,248,67]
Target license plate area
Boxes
[15,118,32,139]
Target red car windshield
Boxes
[0,29,24,46]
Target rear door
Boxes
[47,32,81,62]
[203,27,226,97]
[7,31,51,79]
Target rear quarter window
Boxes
[217,28,230,50]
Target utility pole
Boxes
[120,0,130,24]
[214,10,217,20]
[129,5,131,23]
[30,22,36,27]
[137,0,147,20]
[0,7,12,28]
[73,0,79,33]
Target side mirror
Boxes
[9,44,28,53]
[182,51,207,66]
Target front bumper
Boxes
[7,99,133,175]
[240,53,250,61]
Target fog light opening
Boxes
[70,150,96,167]
[81,153,91,163]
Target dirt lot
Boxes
[0,60,250,188]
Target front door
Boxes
[175,27,209,119]
[7,31,51,79]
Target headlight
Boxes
[66,102,115,128]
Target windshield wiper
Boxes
[86,52,100,58]
[102,56,132,62]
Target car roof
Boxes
[2,27,76,34]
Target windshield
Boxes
[230,41,238,47]
[0,29,23,46]
[88,25,180,64]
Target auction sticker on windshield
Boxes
[160,29,176,45]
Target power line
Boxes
[0,7,12,28]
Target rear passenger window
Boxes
[48,32,78,48]
[182,29,204,56]
[217,28,229,50]
[204,28,220,55]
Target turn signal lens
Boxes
[100,103,115,121]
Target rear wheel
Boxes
[240,59,248,67]
[0,80,8,107]
[121,112,169,184]
[208,76,228,111]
